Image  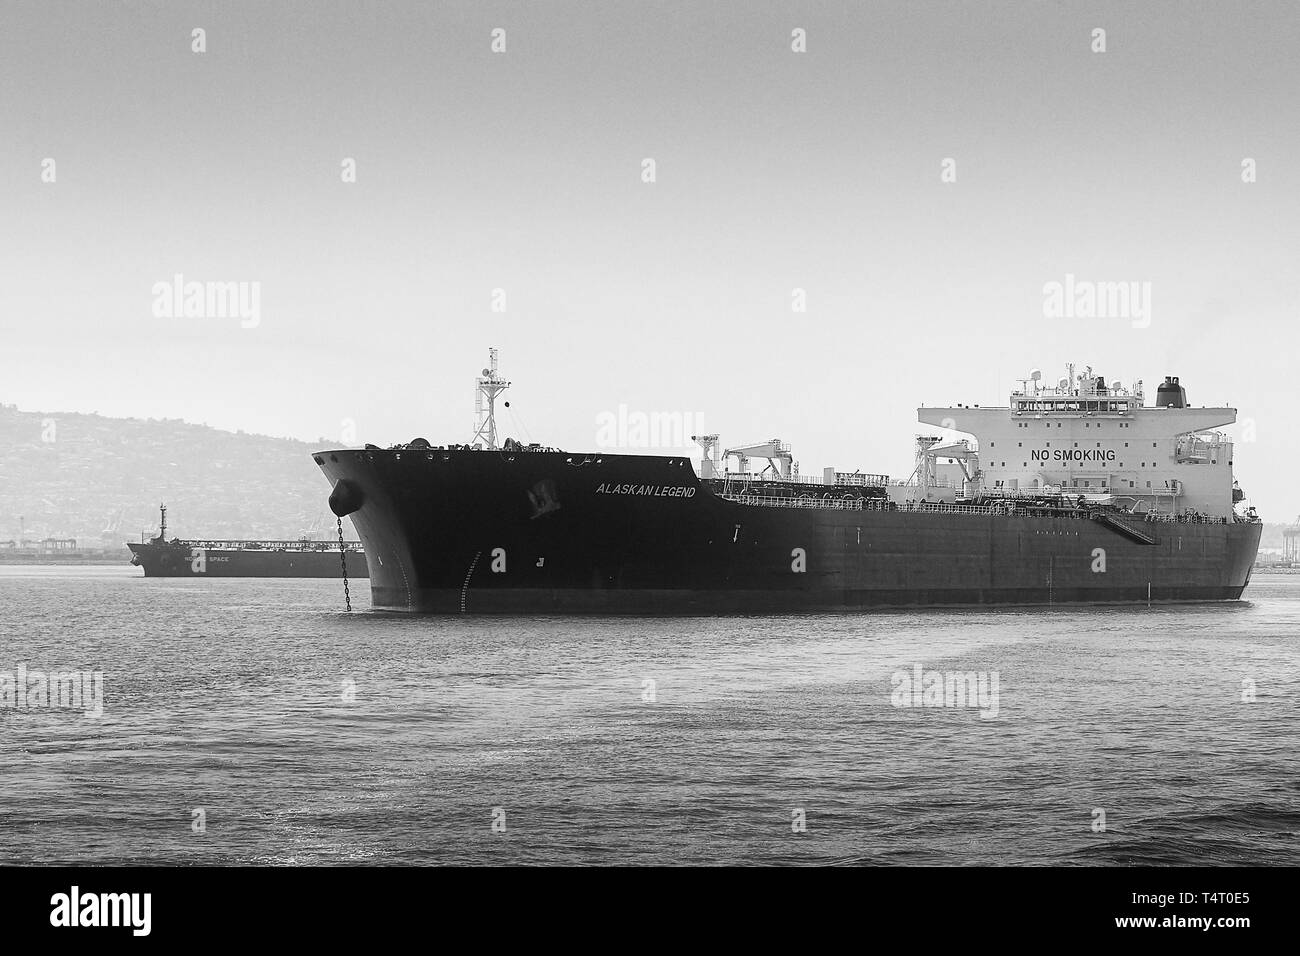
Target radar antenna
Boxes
[471,348,511,450]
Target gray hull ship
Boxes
[128,505,366,579]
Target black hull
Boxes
[128,542,367,578]
[315,448,1260,614]
[365,585,1253,615]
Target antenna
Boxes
[470,348,511,450]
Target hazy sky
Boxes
[2,1,1298,516]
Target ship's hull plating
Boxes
[315,448,1260,613]
[128,542,367,578]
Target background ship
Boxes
[318,352,1260,613]
[128,504,366,578]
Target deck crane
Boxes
[904,436,980,498]
[691,434,721,478]
[722,438,795,479]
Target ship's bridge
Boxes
[916,366,1241,518]
[1010,373,1143,415]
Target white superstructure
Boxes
[916,365,1241,518]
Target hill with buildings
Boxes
[0,403,344,548]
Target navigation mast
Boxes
[471,348,511,450]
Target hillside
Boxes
[0,403,344,545]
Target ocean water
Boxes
[1,566,1296,866]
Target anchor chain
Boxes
[337,516,352,612]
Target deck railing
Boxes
[155,539,365,551]
[720,493,876,511]
[720,494,999,515]
[719,493,1246,524]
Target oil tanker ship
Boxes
[317,353,1260,613]
[128,505,367,578]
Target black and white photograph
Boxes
[1,0,1295,936]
